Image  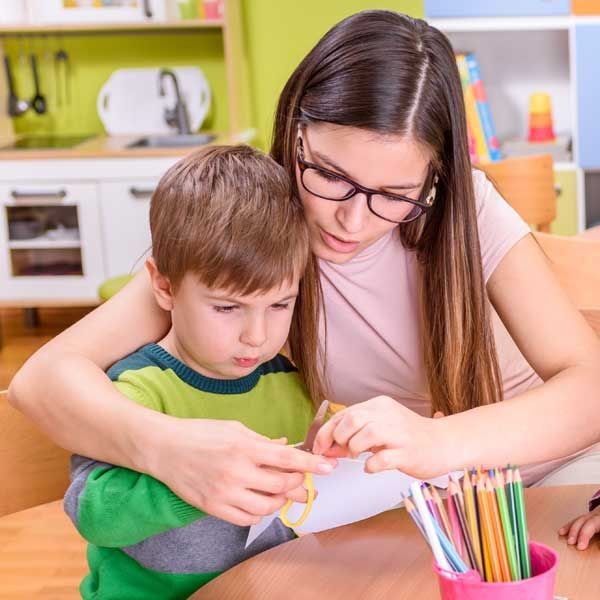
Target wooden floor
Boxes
[0,307,92,390]
[0,307,94,598]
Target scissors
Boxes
[279,400,329,529]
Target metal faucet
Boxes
[158,69,191,135]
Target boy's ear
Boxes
[146,258,175,311]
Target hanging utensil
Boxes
[30,53,46,115]
[3,55,28,117]
[54,48,71,107]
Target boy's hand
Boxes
[559,506,600,550]
[313,396,452,479]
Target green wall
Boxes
[241,1,424,149]
[3,2,423,142]
[4,31,228,136]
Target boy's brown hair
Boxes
[149,144,325,404]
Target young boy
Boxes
[64,145,324,599]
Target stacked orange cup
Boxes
[527,93,556,143]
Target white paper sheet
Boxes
[246,454,452,548]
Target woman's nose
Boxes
[335,193,369,234]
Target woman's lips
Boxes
[319,228,360,254]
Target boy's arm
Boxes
[64,377,204,547]
[64,454,205,547]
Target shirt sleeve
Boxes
[63,375,204,547]
[472,169,531,283]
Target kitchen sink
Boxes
[126,133,216,149]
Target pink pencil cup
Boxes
[434,541,558,600]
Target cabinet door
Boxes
[425,0,569,18]
[99,180,157,279]
[576,26,600,169]
[0,182,104,303]
[552,170,579,236]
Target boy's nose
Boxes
[240,317,267,348]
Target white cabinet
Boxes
[0,156,177,304]
[0,182,104,302]
[99,179,158,279]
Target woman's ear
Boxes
[145,258,175,311]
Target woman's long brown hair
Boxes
[271,10,502,414]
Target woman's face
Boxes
[296,123,433,264]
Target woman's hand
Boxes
[144,416,334,526]
[312,396,452,479]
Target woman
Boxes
[10,11,600,527]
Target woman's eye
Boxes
[379,193,411,204]
[214,305,238,313]
[316,169,342,183]
[272,303,290,311]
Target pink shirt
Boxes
[319,170,591,484]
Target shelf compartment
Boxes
[10,247,83,277]
[8,239,81,250]
[6,204,80,243]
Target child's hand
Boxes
[312,396,451,479]
[559,506,600,550]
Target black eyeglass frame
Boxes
[296,137,439,224]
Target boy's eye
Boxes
[214,305,238,313]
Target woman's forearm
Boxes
[9,352,164,470]
[8,270,170,468]
[444,361,600,471]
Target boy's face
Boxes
[148,261,300,379]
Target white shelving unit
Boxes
[430,15,591,235]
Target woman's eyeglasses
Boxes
[296,137,438,224]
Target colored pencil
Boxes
[403,493,429,543]
[410,481,452,571]
[404,467,533,583]
[514,468,531,578]
[423,485,444,530]
[462,469,484,577]
[486,477,511,582]
[449,480,476,569]
[506,467,522,579]
[494,469,519,581]
[477,476,502,582]
[429,484,454,544]
[430,512,470,573]
[407,492,468,572]
[447,485,465,560]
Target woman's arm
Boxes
[9,271,333,525]
[314,235,600,476]
[453,232,600,465]
[9,271,170,463]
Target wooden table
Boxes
[193,485,600,600]
[0,501,87,600]
[0,486,598,599]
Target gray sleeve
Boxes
[63,454,113,528]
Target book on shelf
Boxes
[456,52,500,164]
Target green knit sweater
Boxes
[64,343,314,599]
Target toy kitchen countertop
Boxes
[0,131,232,160]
